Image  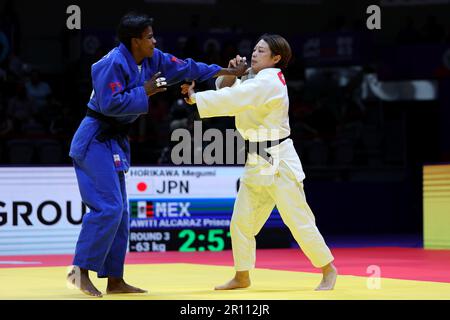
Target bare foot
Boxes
[215,271,251,290]
[67,266,103,298]
[315,263,337,291]
[106,277,148,294]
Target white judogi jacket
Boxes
[195,68,306,186]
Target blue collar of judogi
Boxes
[118,42,141,73]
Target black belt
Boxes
[244,136,290,164]
[86,108,131,149]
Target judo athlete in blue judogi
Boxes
[67,12,248,297]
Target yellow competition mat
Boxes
[1,263,450,300]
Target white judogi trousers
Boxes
[231,144,334,271]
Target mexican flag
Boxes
[130,201,154,218]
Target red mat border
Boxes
[1,247,450,283]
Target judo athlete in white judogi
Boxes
[182,34,337,291]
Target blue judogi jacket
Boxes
[69,43,221,171]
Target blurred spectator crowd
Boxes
[1,10,449,168]
[0,55,81,164]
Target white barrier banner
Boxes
[0,166,243,255]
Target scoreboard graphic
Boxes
[127,167,289,252]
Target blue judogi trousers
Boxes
[72,139,129,278]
